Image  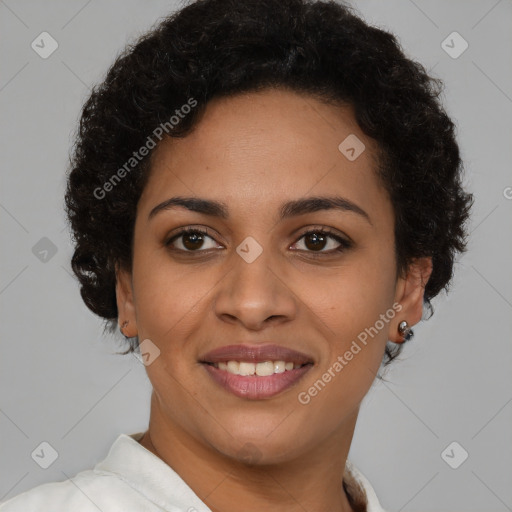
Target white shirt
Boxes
[0,432,387,511]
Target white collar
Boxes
[94,432,386,512]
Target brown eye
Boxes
[181,231,205,250]
[166,228,219,252]
[292,229,352,254]
[165,227,352,256]
[303,232,328,251]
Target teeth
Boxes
[227,361,239,374]
[273,361,286,373]
[212,360,305,376]
[255,361,274,376]
[239,362,255,376]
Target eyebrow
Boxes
[148,195,372,225]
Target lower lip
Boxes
[202,363,313,400]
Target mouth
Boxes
[199,344,314,400]
[204,360,309,375]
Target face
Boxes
[117,88,431,464]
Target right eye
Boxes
[165,227,222,252]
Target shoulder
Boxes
[0,469,143,512]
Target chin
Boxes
[207,425,309,466]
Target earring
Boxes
[398,320,412,341]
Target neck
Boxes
[138,391,361,512]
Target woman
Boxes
[0,0,472,510]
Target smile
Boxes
[210,360,302,376]
[199,343,314,399]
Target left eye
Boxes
[291,230,351,253]
[165,228,351,254]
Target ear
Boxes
[115,262,138,337]
[388,257,433,343]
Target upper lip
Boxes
[199,344,314,365]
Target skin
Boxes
[116,88,432,512]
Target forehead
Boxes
[139,88,391,226]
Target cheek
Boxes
[295,274,395,428]
[299,246,397,396]
[132,245,216,340]
[306,246,397,341]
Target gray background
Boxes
[1,1,511,511]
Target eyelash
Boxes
[164,226,352,257]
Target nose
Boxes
[213,245,297,331]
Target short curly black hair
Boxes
[64,0,473,367]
